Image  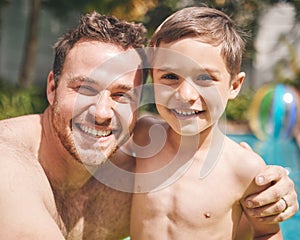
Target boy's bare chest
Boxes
[136,164,244,235]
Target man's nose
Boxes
[177,81,199,103]
[89,90,114,124]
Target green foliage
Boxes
[0,82,47,120]
[225,90,254,123]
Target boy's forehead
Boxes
[150,39,227,75]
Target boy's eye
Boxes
[196,74,213,81]
[161,73,179,80]
[77,85,98,96]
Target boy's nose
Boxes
[89,90,114,124]
[177,81,199,103]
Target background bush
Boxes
[0,81,47,120]
[225,90,254,123]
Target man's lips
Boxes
[76,123,113,138]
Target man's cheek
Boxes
[115,103,135,132]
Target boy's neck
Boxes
[166,124,226,179]
[167,123,223,152]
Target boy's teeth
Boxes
[174,109,200,116]
[79,125,111,137]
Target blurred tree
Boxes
[17,0,157,88]
[10,0,300,90]
[18,0,41,88]
[44,0,157,21]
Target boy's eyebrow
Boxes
[155,66,221,75]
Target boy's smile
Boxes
[152,38,243,136]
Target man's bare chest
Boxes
[54,184,133,239]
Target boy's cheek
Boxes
[153,84,175,106]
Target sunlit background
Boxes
[0,0,299,238]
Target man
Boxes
[0,12,298,239]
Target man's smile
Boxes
[76,123,113,138]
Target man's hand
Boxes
[239,142,299,223]
[242,165,298,223]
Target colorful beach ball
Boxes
[249,84,299,141]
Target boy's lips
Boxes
[171,108,205,119]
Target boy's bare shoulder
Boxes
[224,137,266,182]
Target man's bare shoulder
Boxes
[0,115,64,239]
[133,113,168,145]
[0,138,54,208]
[0,114,42,145]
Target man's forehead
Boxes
[67,40,143,65]
[63,40,143,83]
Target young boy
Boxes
[130,7,282,239]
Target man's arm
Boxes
[239,142,298,222]
[242,165,298,222]
[239,153,282,240]
[0,150,65,240]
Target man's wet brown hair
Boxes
[53,11,148,85]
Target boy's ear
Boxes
[229,72,245,99]
[46,71,56,106]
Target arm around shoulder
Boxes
[238,149,282,239]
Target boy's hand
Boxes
[239,142,299,223]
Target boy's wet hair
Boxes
[149,7,247,78]
[53,12,148,85]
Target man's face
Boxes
[152,38,243,136]
[49,40,143,166]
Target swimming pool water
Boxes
[228,134,300,239]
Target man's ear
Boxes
[229,72,245,99]
[46,71,56,106]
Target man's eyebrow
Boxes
[115,84,133,91]
[68,76,97,84]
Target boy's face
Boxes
[152,38,244,136]
[47,40,143,166]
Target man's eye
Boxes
[162,73,179,80]
[112,92,133,104]
[77,85,98,96]
[196,74,213,81]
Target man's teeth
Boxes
[79,125,111,137]
[174,109,200,116]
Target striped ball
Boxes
[249,84,299,141]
